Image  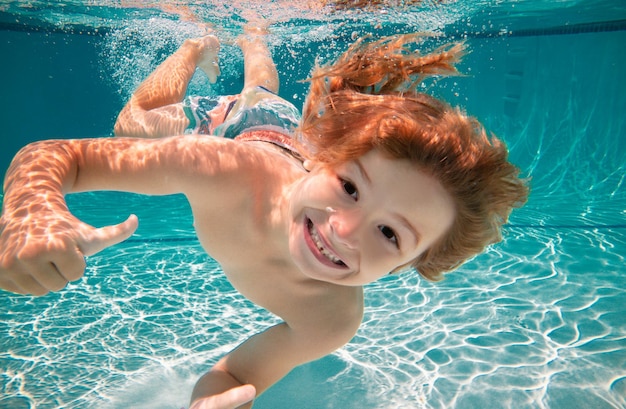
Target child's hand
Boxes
[189,384,256,409]
[0,210,138,296]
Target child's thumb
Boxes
[82,214,138,257]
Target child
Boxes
[0,24,528,409]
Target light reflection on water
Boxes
[1,217,625,408]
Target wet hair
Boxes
[298,33,529,280]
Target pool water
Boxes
[1,1,625,408]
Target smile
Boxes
[306,218,347,268]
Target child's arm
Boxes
[0,135,246,295]
[191,309,362,409]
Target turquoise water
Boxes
[1,1,625,408]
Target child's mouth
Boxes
[306,218,347,268]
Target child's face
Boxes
[288,149,455,286]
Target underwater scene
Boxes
[1,1,625,408]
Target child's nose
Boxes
[328,208,360,249]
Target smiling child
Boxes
[0,23,528,409]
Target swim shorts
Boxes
[182,86,301,139]
[182,94,237,135]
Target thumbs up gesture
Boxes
[0,209,138,296]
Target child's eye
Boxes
[379,225,399,247]
[341,179,359,200]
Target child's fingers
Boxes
[48,245,87,283]
[31,257,77,291]
[80,214,139,257]
[219,384,256,407]
[1,268,49,296]
[190,384,256,409]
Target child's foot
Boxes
[236,21,271,55]
[243,20,271,37]
[195,35,220,84]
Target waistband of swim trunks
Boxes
[235,129,304,162]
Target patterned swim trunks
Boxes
[182,94,237,135]
[182,87,301,139]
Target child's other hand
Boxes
[189,384,256,409]
[0,211,138,296]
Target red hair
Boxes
[298,34,529,280]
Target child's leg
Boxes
[219,22,280,129]
[237,23,279,93]
[212,23,302,140]
[114,35,220,138]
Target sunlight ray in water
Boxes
[3,223,624,408]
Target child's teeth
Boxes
[309,221,343,264]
